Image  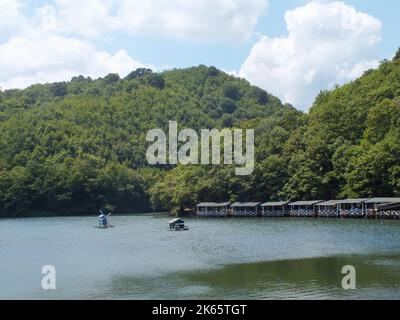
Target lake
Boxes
[1,214,400,300]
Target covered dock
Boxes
[316,200,340,218]
[231,202,261,217]
[260,201,289,217]
[289,200,324,217]
[196,202,230,217]
[193,197,400,220]
[374,202,400,219]
[336,199,368,218]
[365,198,400,219]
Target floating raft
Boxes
[169,218,189,231]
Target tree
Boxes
[249,87,269,104]
[223,83,241,100]
[125,68,153,80]
[50,82,67,97]
[206,66,219,77]
[146,74,165,89]
[220,98,236,114]
[103,73,120,85]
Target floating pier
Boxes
[336,198,367,218]
[316,200,340,218]
[195,198,400,219]
[260,201,288,217]
[288,200,323,217]
[196,202,230,217]
[231,202,261,217]
[365,198,400,219]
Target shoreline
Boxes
[0,211,170,220]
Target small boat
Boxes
[169,218,189,231]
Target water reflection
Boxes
[105,255,400,300]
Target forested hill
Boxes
[291,51,400,200]
[0,65,296,216]
[1,51,400,217]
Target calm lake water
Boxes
[1,214,400,300]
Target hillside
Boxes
[0,51,399,217]
[285,52,400,200]
[0,65,296,216]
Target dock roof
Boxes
[336,198,369,204]
[261,201,289,207]
[196,202,230,207]
[288,200,324,206]
[231,202,261,208]
[316,200,340,206]
[169,218,184,224]
[364,197,400,204]
[376,202,400,211]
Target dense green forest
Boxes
[0,50,399,217]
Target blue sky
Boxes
[0,0,399,110]
[106,0,399,72]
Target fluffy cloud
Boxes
[116,0,268,42]
[37,0,267,42]
[0,0,267,89]
[0,0,151,89]
[0,35,148,89]
[49,0,117,38]
[0,0,22,25]
[0,0,25,37]
[240,1,382,110]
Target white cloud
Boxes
[240,1,382,110]
[0,0,23,25]
[0,0,152,89]
[0,35,148,89]
[39,0,267,42]
[0,0,25,37]
[33,4,58,33]
[51,0,117,38]
[0,0,268,89]
[116,0,268,42]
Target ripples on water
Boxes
[0,215,400,299]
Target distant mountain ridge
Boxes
[0,50,399,216]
